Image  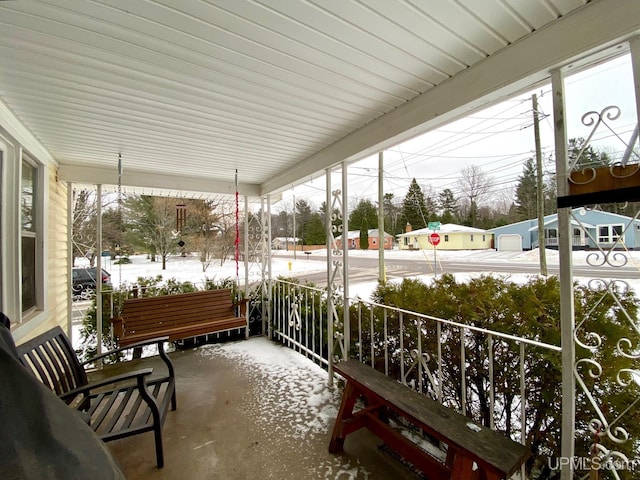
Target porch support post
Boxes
[378,151,386,284]
[630,36,640,130]
[264,195,272,338]
[96,184,103,358]
[326,168,335,384]
[551,67,575,479]
[342,162,350,360]
[66,183,73,340]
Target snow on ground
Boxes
[198,337,339,440]
[89,247,640,296]
[197,337,373,479]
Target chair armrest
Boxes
[235,298,249,316]
[60,368,153,401]
[80,336,175,380]
[79,336,169,365]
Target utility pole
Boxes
[532,93,547,276]
[378,151,386,284]
[292,191,297,260]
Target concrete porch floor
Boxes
[101,336,421,480]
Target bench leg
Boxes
[449,450,488,480]
[329,382,358,453]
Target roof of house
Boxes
[272,237,300,243]
[397,223,489,237]
[335,229,393,241]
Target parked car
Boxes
[72,267,111,301]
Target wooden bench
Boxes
[111,288,248,347]
[16,326,176,468]
[329,360,531,480]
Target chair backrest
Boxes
[16,326,88,398]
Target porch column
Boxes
[96,184,103,358]
[631,36,640,131]
[342,162,350,360]
[66,183,73,340]
[326,166,347,384]
[551,67,575,480]
[263,195,272,338]
[378,151,386,283]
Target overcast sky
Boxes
[273,53,636,213]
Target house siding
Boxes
[46,169,69,335]
[12,166,69,343]
[489,210,640,251]
[335,230,394,250]
[398,225,492,251]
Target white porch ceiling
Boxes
[1,0,638,199]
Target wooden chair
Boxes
[16,326,176,468]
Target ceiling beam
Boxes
[260,0,640,196]
[58,164,261,197]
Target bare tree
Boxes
[456,165,494,227]
[183,198,225,273]
[212,200,240,266]
[72,189,118,266]
[125,195,177,270]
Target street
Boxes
[278,250,640,287]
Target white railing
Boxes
[270,278,562,478]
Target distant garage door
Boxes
[497,234,522,251]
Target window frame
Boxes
[21,157,39,315]
[597,224,624,244]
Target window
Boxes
[21,159,38,314]
[598,224,623,244]
[470,235,474,242]
[482,235,486,241]
[0,150,2,302]
[444,235,449,242]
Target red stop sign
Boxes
[428,233,441,246]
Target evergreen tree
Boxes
[295,199,312,244]
[514,158,538,221]
[349,199,378,231]
[304,212,326,245]
[400,179,428,230]
[438,188,459,224]
[569,137,611,170]
[425,195,439,223]
[359,225,369,250]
